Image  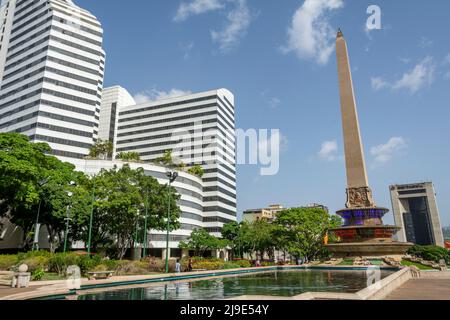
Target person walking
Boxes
[175,259,181,273]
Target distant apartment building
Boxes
[390,182,445,247]
[243,203,328,223]
[243,205,285,222]
[0,0,105,159]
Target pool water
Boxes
[77,269,395,300]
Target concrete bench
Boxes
[0,271,14,287]
[87,271,114,280]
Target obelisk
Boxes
[326,30,412,257]
[336,29,375,209]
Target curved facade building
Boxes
[66,159,205,257]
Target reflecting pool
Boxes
[77,269,395,300]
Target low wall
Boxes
[2,265,409,301]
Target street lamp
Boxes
[33,178,49,251]
[63,181,76,253]
[142,187,149,258]
[165,170,178,273]
[87,177,96,256]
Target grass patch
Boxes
[369,259,384,266]
[401,260,434,270]
[338,259,354,266]
[38,273,66,281]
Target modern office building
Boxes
[390,182,445,247]
[115,89,237,236]
[0,0,105,159]
[98,86,135,153]
[0,1,237,256]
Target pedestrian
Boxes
[188,258,193,272]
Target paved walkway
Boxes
[385,278,450,300]
[0,286,42,299]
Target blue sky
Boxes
[76,0,450,227]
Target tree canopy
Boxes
[88,139,113,160]
[272,207,342,261]
[179,228,228,257]
[117,152,141,162]
[0,133,182,258]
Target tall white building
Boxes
[0,0,105,159]
[98,86,135,152]
[115,89,237,235]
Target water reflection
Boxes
[78,270,394,301]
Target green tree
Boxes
[154,150,186,170]
[117,152,141,162]
[222,222,241,258]
[154,150,173,166]
[241,220,276,260]
[187,165,204,178]
[0,133,89,251]
[83,165,181,259]
[0,133,51,217]
[272,207,339,262]
[179,228,228,257]
[88,140,113,160]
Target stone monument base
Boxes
[326,242,413,259]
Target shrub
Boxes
[115,260,150,275]
[92,264,109,272]
[192,259,224,270]
[261,261,276,267]
[408,245,449,263]
[103,259,119,271]
[48,253,79,275]
[145,257,177,273]
[17,250,51,261]
[22,256,50,272]
[232,259,251,268]
[0,255,19,271]
[223,262,241,269]
[32,268,45,281]
[77,254,102,274]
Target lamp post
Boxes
[32,178,49,251]
[142,187,149,258]
[63,181,76,253]
[165,170,178,273]
[87,178,96,256]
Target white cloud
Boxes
[211,0,255,53]
[445,71,450,80]
[174,0,224,22]
[281,0,344,65]
[371,57,435,94]
[371,77,389,91]
[418,36,433,48]
[133,88,192,104]
[318,140,339,161]
[392,57,435,93]
[180,41,195,60]
[370,137,407,166]
[258,132,289,155]
[268,97,281,109]
[444,53,450,65]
